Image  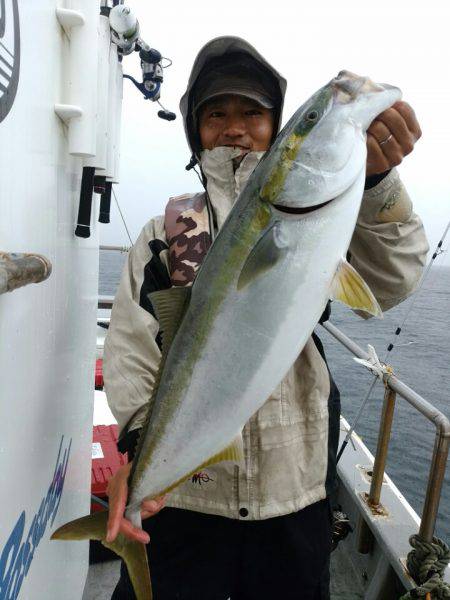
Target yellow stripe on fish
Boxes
[260,133,304,203]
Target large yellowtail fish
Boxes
[52,71,401,598]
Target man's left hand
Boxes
[366,101,422,176]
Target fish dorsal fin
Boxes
[331,259,383,318]
[129,286,191,486]
[237,222,288,290]
[149,287,191,357]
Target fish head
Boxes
[259,70,402,210]
[332,69,402,131]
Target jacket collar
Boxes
[200,147,265,230]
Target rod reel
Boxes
[109,4,140,55]
[109,4,176,121]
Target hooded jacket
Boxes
[103,38,429,520]
[179,36,287,162]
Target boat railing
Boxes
[321,319,450,550]
[98,295,115,309]
[100,245,131,253]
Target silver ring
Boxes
[379,133,393,146]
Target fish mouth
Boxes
[332,70,385,100]
[273,198,333,215]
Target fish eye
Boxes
[306,110,318,122]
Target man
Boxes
[104,37,428,599]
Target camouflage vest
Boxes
[164,193,212,287]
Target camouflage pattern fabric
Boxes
[165,193,211,287]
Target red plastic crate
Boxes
[95,359,104,389]
[91,424,128,512]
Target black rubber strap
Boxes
[99,181,112,224]
[75,166,95,238]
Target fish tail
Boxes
[51,511,152,600]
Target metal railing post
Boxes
[369,386,397,506]
[419,423,450,542]
[357,386,396,553]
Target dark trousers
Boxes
[111,499,332,600]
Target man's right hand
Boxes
[105,462,167,544]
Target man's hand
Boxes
[366,101,422,176]
[105,462,167,544]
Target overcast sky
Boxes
[100,0,450,267]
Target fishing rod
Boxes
[336,219,450,463]
[76,2,176,238]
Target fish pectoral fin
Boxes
[52,511,152,600]
[331,259,383,318]
[156,433,245,498]
[237,222,288,290]
[149,287,191,356]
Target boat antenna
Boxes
[337,218,450,463]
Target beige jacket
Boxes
[104,148,429,520]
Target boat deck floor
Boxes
[82,544,366,599]
[329,544,365,599]
[83,560,120,600]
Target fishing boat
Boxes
[1,2,448,599]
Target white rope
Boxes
[353,344,392,380]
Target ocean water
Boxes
[99,251,450,543]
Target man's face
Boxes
[198,94,274,155]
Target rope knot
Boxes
[400,535,450,599]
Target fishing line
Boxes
[383,219,450,359]
[112,186,134,246]
[336,376,378,462]
[336,219,450,463]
